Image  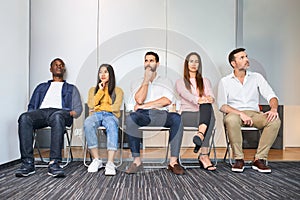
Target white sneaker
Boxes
[88,159,103,173]
[105,161,116,176]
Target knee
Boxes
[171,113,183,131]
[269,117,281,130]
[52,113,64,121]
[18,112,31,124]
[172,113,181,123]
[224,113,240,128]
[126,113,137,126]
[84,116,94,128]
[201,103,212,110]
[49,113,65,125]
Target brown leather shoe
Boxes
[168,163,185,175]
[232,159,245,173]
[252,159,271,173]
[126,163,143,174]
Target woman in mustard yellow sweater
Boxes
[84,64,123,175]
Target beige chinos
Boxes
[224,110,281,160]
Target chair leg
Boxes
[36,142,45,163]
[143,129,170,169]
[83,139,90,167]
[223,128,233,166]
[223,140,229,163]
[33,129,50,168]
[60,128,73,168]
[115,127,124,168]
[67,129,73,161]
[165,142,169,164]
[224,143,233,166]
[83,127,125,168]
[209,128,217,166]
[33,127,73,168]
[33,130,45,163]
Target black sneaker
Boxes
[48,161,65,177]
[15,160,35,177]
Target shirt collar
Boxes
[230,70,252,79]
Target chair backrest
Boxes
[84,103,90,119]
[138,126,170,131]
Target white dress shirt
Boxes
[217,71,278,111]
[130,75,174,110]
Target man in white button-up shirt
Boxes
[218,48,281,173]
[125,51,184,175]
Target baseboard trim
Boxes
[0,159,21,170]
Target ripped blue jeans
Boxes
[84,111,119,151]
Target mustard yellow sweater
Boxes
[87,86,123,118]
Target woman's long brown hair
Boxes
[183,52,204,97]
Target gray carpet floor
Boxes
[0,161,300,200]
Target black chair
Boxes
[179,110,217,169]
[33,125,73,168]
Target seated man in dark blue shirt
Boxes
[15,58,82,178]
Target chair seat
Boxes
[139,126,170,131]
[241,127,260,131]
[183,127,198,131]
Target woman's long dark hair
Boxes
[183,52,204,97]
[94,64,116,103]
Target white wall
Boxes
[242,0,300,147]
[0,0,29,164]
[30,0,98,89]
[243,0,300,105]
[166,1,235,146]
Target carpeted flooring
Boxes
[0,161,300,200]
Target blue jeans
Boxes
[84,111,119,151]
[18,108,73,162]
[126,109,183,157]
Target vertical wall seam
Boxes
[165,0,168,76]
[97,0,100,69]
[28,0,31,103]
[236,0,243,47]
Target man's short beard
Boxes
[53,73,64,78]
[145,65,157,72]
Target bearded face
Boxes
[144,55,158,72]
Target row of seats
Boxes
[33,104,263,169]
